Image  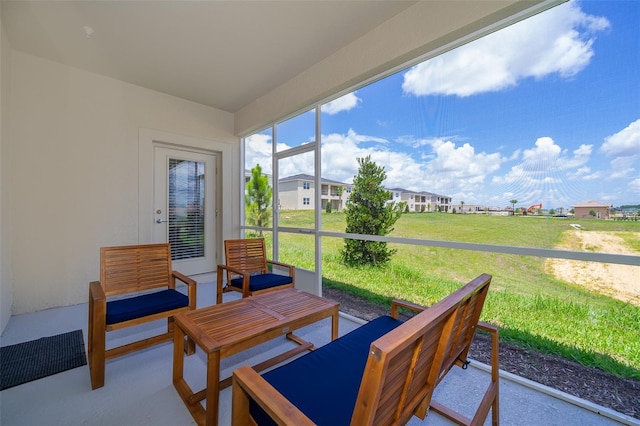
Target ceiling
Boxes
[1,1,416,113]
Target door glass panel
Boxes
[168,158,205,260]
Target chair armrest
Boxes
[476,321,499,382]
[391,299,427,319]
[476,321,497,334]
[172,271,197,310]
[266,259,295,276]
[172,270,196,287]
[232,365,315,426]
[217,264,250,277]
[217,264,253,301]
[89,281,106,302]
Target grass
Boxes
[265,211,640,380]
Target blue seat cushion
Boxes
[105,289,188,325]
[250,315,403,425]
[230,273,293,292]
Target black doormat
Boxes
[1,329,87,390]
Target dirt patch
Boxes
[323,286,640,419]
[545,230,640,305]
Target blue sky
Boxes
[246,1,639,210]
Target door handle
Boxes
[156,219,168,224]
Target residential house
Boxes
[387,188,452,212]
[573,201,611,220]
[278,174,351,211]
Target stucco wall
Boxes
[7,51,237,315]
[1,9,13,332]
[574,207,610,220]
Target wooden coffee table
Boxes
[172,288,339,426]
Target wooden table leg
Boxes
[173,325,185,386]
[205,350,221,426]
[331,306,339,341]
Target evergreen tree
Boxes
[341,156,403,266]
[245,164,272,235]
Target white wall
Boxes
[6,50,237,316]
[1,8,13,331]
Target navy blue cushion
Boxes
[250,315,403,425]
[105,289,188,325]
[230,273,293,292]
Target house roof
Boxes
[573,201,611,208]
[279,174,347,185]
[387,188,449,198]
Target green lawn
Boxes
[264,211,640,380]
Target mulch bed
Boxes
[323,287,640,419]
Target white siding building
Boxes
[387,188,452,212]
[278,174,352,211]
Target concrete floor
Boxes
[1,282,637,426]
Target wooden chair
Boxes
[88,243,197,390]
[232,273,498,425]
[216,238,295,304]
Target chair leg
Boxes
[216,267,224,304]
[89,302,106,390]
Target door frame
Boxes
[138,128,237,280]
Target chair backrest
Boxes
[100,243,174,297]
[436,273,491,383]
[350,273,492,425]
[224,238,269,275]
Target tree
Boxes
[245,164,272,236]
[460,200,465,214]
[341,156,403,267]
[509,199,518,216]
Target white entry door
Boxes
[153,146,216,275]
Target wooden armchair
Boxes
[88,243,197,390]
[216,238,295,304]
[232,273,498,425]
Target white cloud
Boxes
[320,131,504,200]
[402,1,609,97]
[600,118,640,157]
[608,157,636,180]
[321,92,361,115]
[426,140,502,178]
[244,133,274,174]
[568,166,601,181]
[493,136,591,188]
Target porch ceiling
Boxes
[1,1,416,113]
